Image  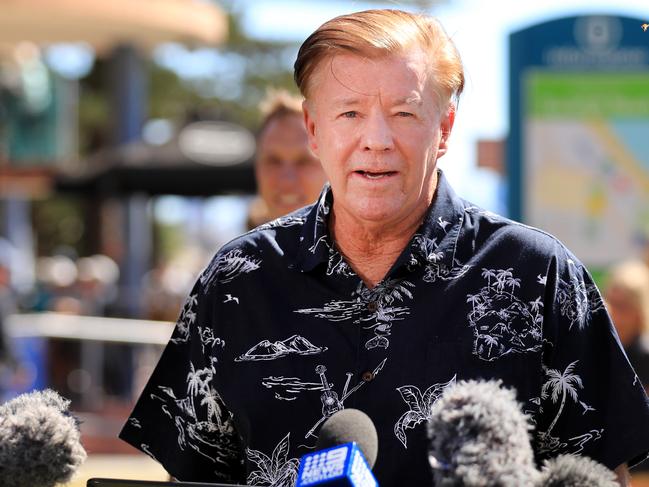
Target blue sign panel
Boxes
[508,15,649,268]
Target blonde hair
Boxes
[257,88,304,137]
[294,9,464,109]
[607,260,649,333]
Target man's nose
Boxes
[277,163,299,182]
[362,113,394,152]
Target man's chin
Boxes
[269,204,304,219]
[344,203,406,226]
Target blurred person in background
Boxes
[77,254,132,400]
[605,260,649,392]
[0,238,18,398]
[604,260,649,482]
[247,89,327,229]
[75,254,120,316]
[31,254,79,312]
[142,247,207,322]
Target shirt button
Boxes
[361,371,374,382]
[367,301,378,312]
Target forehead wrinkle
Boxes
[334,96,372,107]
[329,54,379,99]
[319,54,433,110]
[330,91,424,114]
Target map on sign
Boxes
[524,71,649,267]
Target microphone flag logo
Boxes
[296,442,377,487]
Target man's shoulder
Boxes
[251,206,312,234]
[220,205,312,255]
[460,202,569,261]
[199,209,308,292]
[198,205,313,292]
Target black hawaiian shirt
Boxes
[120,170,649,486]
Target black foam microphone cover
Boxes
[540,454,618,487]
[428,380,540,486]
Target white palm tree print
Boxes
[466,267,544,361]
[246,433,299,487]
[541,360,583,436]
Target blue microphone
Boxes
[296,442,377,487]
[296,408,379,487]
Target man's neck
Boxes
[330,195,434,288]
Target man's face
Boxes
[255,114,327,220]
[303,50,454,227]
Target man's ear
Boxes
[303,100,319,155]
[436,104,456,159]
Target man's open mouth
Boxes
[276,194,302,205]
[355,170,397,179]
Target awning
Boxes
[56,138,257,197]
[0,0,227,55]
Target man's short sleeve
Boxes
[119,277,245,483]
[534,247,649,470]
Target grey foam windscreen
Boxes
[314,408,378,468]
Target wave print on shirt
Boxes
[256,214,307,231]
[556,259,605,331]
[200,248,261,292]
[295,279,415,350]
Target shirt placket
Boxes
[353,284,386,401]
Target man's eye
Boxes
[396,111,414,117]
[297,157,317,167]
[341,111,357,118]
[262,157,281,167]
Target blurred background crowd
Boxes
[0,0,648,484]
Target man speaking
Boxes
[120,9,649,486]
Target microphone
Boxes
[296,408,378,486]
[427,380,619,486]
[0,389,87,487]
[539,454,618,487]
[427,379,540,486]
[315,408,378,468]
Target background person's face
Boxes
[606,285,643,345]
[303,50,454,228]
[255,114,327,220]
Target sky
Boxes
[235,0,649,211]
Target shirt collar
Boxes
[292,170,466,275]
[398,170,466,274]
[293,183,334,273]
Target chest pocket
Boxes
[426,339,467,385]
[426,335,542,407]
